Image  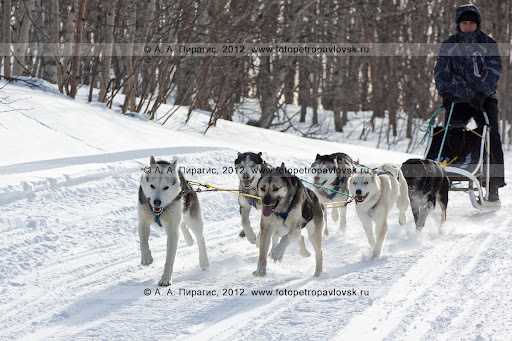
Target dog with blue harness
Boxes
[253,163,325,277]
[138,156,209,286]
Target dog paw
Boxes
[200,259,210,271]
[252,269,266,277]
[182,230,194,246]
[158,276,172,287]
[246,234,257,245]
[184,236,194,246]
[270,246,284,262]
[371,250,382,259]
[300,248,311,258]
[239,230,246,238]
[313,270,322,277]
[141,250,153,265]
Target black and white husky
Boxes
[348,164,409,258]
[234,152,271,244]
[253,163,325,277]
[311,153,354,235]
[401,158,449,231]
[138,156,209,286]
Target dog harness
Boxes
[374,169,399,181]
[273,186,300,221]
[139,186,184,227]
[326,176,345,199]
[248,198,258,208]
[274,187,315,228]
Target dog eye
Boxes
[150,184,156,189]
[163,186,169,190]
[260,185,266,191]
[272,186,279,192]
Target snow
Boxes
[0,80,511,341]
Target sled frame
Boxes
[423,111,498,211]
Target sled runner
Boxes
[424,105,498,211]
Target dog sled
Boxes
[424,105,498,210]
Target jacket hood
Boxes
[455,4,481,31]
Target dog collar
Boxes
[148,201,167,227]
[145,190,184,227]
[274,185,301,220]
[276,211,289,220]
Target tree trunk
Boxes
[44,0,60,84]
[68,0,88,98]
[13,0,36,75]
[98,0,117,102]
[122,0,137,113]
[2,0,12,78]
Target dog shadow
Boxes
[48,278,154,327]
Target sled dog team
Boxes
[138,153,450,286]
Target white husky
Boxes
[138,156,209,286]
[348,164,409,258]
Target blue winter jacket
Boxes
[434,5,501,102]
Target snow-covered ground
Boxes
[1,80,511,340]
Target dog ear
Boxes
[237,152,241,156]
[150,155,156,165]
[315,153,321,160]
[256,152,264,164]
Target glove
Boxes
[441,94,455,110]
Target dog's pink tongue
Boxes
[262,206,273,216]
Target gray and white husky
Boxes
[311,153,355,235]
[348,165,409,258]
[234,152,271,244]
[253,163,325,277]
[138,156,209,286]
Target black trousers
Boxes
[443,98,505,188]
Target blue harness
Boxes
[248,197,258,208]
[154,213,163,227]
[326,177,344,199]
[276,211,290,220]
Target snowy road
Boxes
[1,149,510,341]
[1,84,511,340]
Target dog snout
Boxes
[242,173,250,180]
[153,199,161,207]
[355,189,362,196]
[262,194,272,205]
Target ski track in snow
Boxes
[1,147,510,341]
[1,84,511,340]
